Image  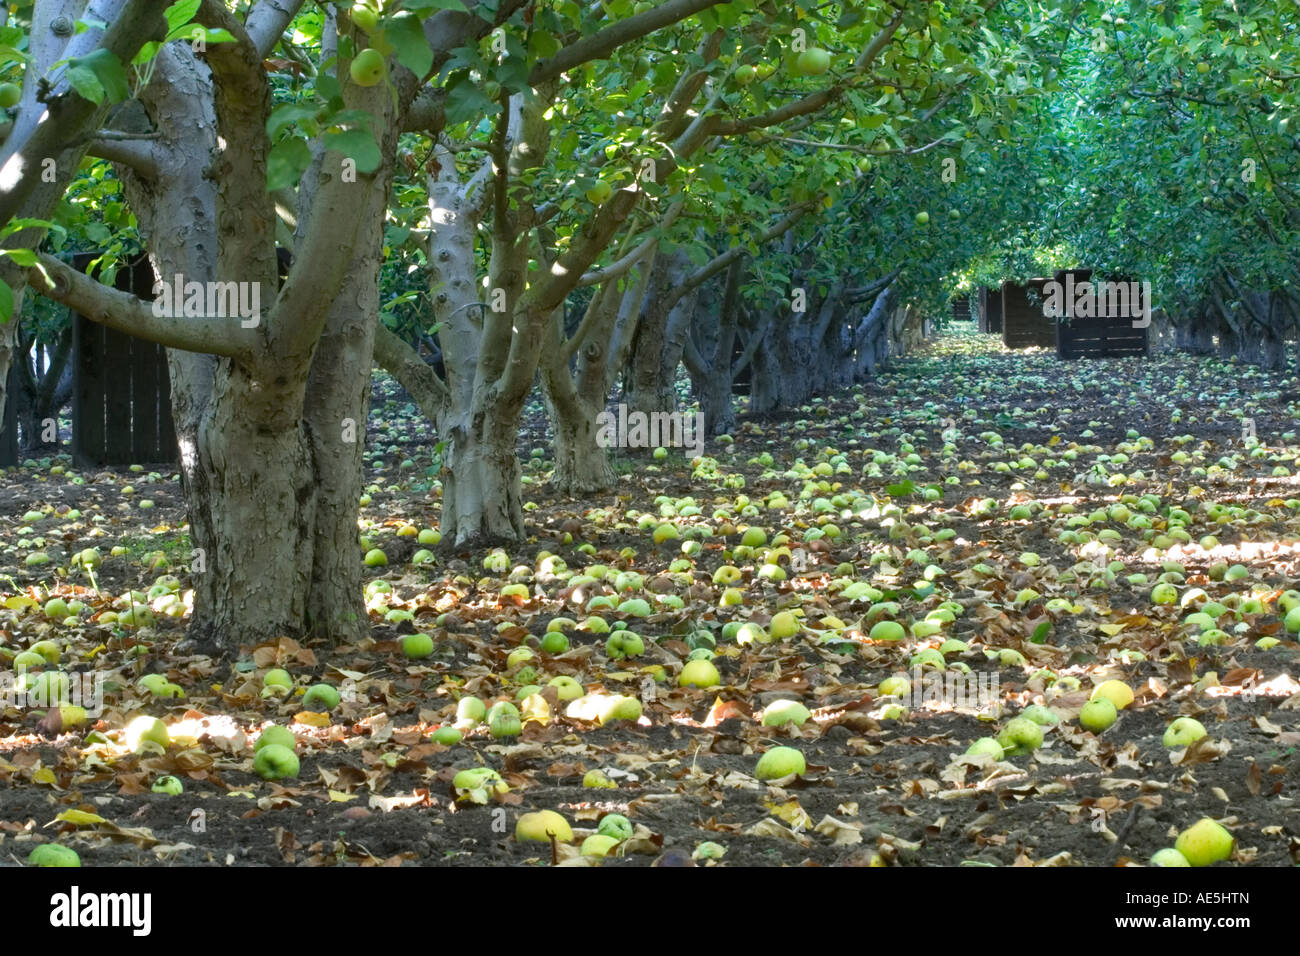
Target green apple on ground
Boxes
[966,737,1004,759]
[754,745,806,780]
[761,699,811,726]
[597,813,633,841]
[29,844,80,867]
[455,696,486,725]
[255,725,297,751]
[1079,696,1118,732]
[1174,818,1234,866]
[1090,680,1134,710]
[678,659,720,688]
[996,717,1043,756]
[402,633,434,658]
[254,743,300,780]
[263,668,293,691]
[583,769,616,788]
[1162,716,1207,747]
[124,715,169,754]
[547,676,584,701]
[869,620,905,642]
[581,834,621,857]
[431,725,462,745]
[1150,848,1190,867]
[878,675,910,697]
[151,775,184,795]
[516,810,573,843]
[302,683,341,710]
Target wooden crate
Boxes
[978,287,1003,333]
[951,295,972,322]
[71,254,177,467]
[1053,271,1149,359]
[0,360,18,466]
[1001,279,1055,349]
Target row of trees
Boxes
[1,0,1295,652]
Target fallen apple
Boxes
[966,737,1004,759]
[581,834,621,858]
[1174,818,1234,866]
[1162,716,1206,748]
[253,743,300,780]
[547,676,584,701]
[869,620,905,642]
[431,726,462,745]
[402,633,434,658]
[597,813,633,841]
[996,716,1043,756]
[516,809,573,843]
[124,715,169,754]
[678,659,721,688]
[255,725,297,752]
[490,712,522,738]
[1079,696,1118,732]
[1150,847,1190,867]
[151,775,183,795]
[762,699,811,726]
[583,769,616,789]
[1021,704,1059,726]
[29,844,80,867]
[456,696,486,725]
[1090,679,1134,710]
[302,683,341,710]
[755,745,806,780]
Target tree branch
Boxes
[29,254,258,358]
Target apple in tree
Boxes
[586,180,612,203]
[795,48,831,76]
[349,48,386,87]
[0,83,21,108]
[914,211,929,225]
[734,64,755,85]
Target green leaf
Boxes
[0,279,12,323]
[163,0,200,32]
[66,49,129,104]
[267,136,313,192]
[324,129,382,174]
[387,13,434,78]
[444,75,496,127]
[1,248,37,266]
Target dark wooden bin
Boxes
[1001,279,1055,349]
[978,287,1003,333]
[71,254,177,467]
